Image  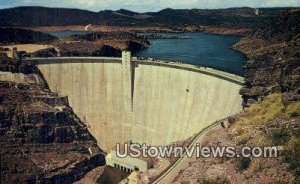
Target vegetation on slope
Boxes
[0,27,57,44]
[231,93,300,181]
[0,6,299,28]
[234,11,300,107]
[176,10,300,184]
[175,94,300,183]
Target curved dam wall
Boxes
[28,55,244,151]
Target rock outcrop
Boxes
[63,32,150,56]
[31,47,60,57]
[0,58,105,183]
[234,11,300,107]
[56,42,121,57]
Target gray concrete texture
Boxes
[31,55,243,151]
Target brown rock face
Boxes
[234,11,300,107]
[0,59,105,183]
[56,41,121,57]
[236,40,300,107]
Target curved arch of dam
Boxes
[27,54,244,151]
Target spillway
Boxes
[29,53,243,151]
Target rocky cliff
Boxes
[0,58,105,183]
[234,11,300,107]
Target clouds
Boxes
[260,0,299,7]
[0,0,299,12]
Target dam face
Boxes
[30,55,243,151]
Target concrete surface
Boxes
[29,57,243,151]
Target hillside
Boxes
[0,59,105,183]
[0,6,299,27]
[234,11,300,107]
[0,28,150,57]
[251,10,300,42]
[0,27,57,44]
[175,94,300,183]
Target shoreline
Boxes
[21,25,251,36]
[1,28,248,76]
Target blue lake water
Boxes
[45,31,246,75]
[135,32,247,75]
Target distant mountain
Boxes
[0,6,299,27]
[115,9,139,16]
[0,6,144,27]
[0,7,91,26]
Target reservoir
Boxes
[46,31,246,75]
[135,32,247,75]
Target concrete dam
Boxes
[29,52,244,151]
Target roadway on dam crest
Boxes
[27,56,244,152]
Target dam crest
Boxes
[27,52,244,151]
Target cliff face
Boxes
[234,11,300,107]
[0,59,105,183]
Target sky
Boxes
[0,0,299,12]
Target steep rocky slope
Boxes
[0,59,105,183]
[174,94,300,183]
[234,11,300,107]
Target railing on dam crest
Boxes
[26,55,244,85]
